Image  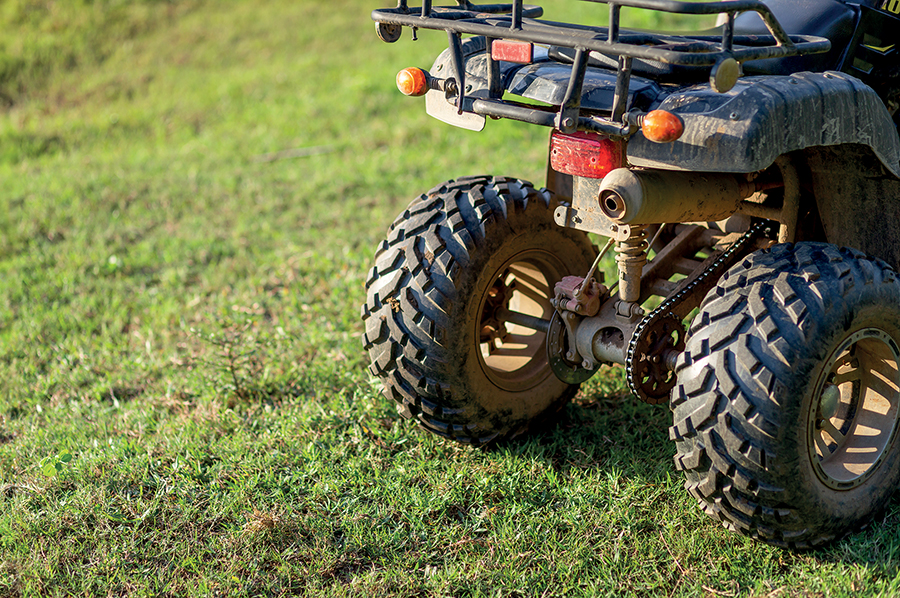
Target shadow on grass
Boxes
[492,388,900,565]
[491,390,673,477]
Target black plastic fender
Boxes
[627,71,900,178]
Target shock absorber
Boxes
[615,226,648,303]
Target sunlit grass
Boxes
[1,1,899,596]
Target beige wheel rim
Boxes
[476,249,566,393]
[808,328,900,490]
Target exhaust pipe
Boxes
[598,168,758,225]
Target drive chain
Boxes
[625,222,769,403]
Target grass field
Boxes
[2,1,900,596]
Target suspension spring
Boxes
[615,226,648,303]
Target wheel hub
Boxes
[480,276,514,346]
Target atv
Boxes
[362,0,900,548]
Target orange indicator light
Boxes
[641,110,685,143]
[396,67,428,97]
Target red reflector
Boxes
[550,131,626,179]
[491,40,533,64]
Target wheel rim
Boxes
[476,249,566,392]
[808,328,900,490]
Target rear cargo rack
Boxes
[372,0,831,137]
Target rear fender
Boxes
[628,71,900,178]
[806,144,900,270]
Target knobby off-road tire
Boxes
[362,176,595,445]
[672,242,900,548]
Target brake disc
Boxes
[547,311,599,384]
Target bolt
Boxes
[582,359,592,369]
[562,117,574,128]
[566,351,576,361]
[729,112,739,121]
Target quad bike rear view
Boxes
[361,0,900,548]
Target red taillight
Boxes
[396,67,428,97]
[491,40,533,64]
[641,110,684,143]
[550,131,626,179]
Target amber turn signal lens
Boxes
[641,110,684,143]
[396,67,428,97]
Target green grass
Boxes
[2,0,900,596]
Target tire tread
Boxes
[363,176,590,445]
[673,242,900,547]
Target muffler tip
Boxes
[600,190,627,220]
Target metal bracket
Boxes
[553,177,633,240]
[447,31,466,114]
[555,48,588,134]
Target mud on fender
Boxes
[627,71,900,178]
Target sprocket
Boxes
[627,314,685,404]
